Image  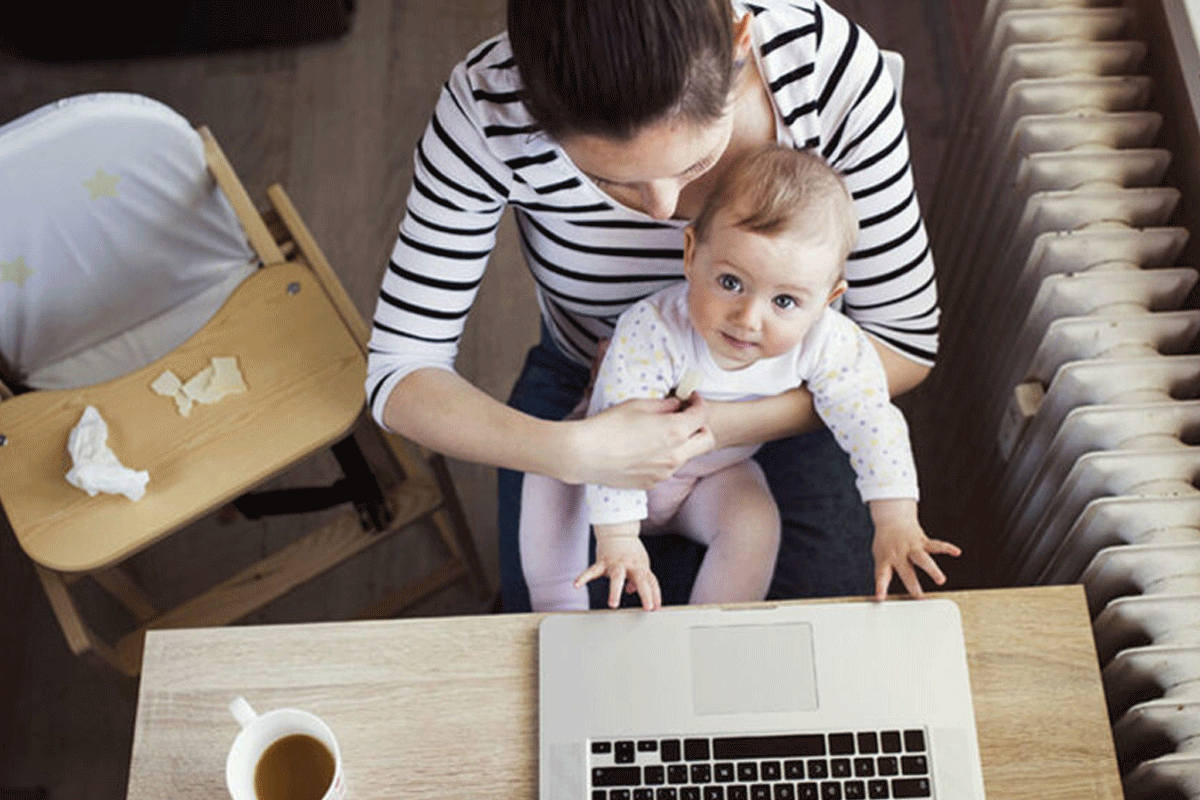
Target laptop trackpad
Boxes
[690,623,818,716]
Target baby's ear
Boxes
[683,226,697,278]
[826,279,848,305]
[732,12,754,61]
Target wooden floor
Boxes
[0,1,983,797]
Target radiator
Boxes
[925,0,1200,796]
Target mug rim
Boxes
[225,707,342,800]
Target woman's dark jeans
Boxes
[498,331,875,612]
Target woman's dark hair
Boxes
[507,0,735,141]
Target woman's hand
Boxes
[561,395,715,488]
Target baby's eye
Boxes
[718,274,741,292]
[774,295,799,310]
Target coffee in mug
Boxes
[254,733,336,800]
[226,697,346,800]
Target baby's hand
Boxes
[575,526,661,610]
[870,499,961,601]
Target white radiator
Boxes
[925,0,1200,796]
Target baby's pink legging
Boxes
[519,457,781,611]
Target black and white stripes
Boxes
[367,0,939,424]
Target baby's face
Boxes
[684,211,845,370]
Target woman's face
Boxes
[560,110,737,221]
[558,14,756,221]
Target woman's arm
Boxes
[384,366,715,489]
[803,8,941,374]
[873,339,932,396]
[705,336,930,450]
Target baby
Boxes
[524,144,959,610]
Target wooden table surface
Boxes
[125,586,1123,800]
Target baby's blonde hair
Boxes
[692,145,859,279]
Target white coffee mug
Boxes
[226,696,347,800]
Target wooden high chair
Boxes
[0,94,489,677]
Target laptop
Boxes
[538,600,987,799]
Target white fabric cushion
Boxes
[25,262,255,390]
[0,92,257,389]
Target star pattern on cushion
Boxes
[1,256,34,288]
[83,167,120,199]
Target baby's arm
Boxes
[574,521,662,610]
[808,313,961,600]
[578,301,685,610]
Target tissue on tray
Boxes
[64,405,149,501]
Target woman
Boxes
[367,0,938,610]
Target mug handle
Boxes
[229,696,258,728]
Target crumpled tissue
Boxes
[64,405,150,501]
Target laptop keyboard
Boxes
[588,729,932,800]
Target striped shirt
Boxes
[367,0,939,426]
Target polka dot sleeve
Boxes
[585,301,683,525]
[808,312,920,502]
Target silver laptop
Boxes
[539,600,986,799]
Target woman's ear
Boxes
[826,278,848,306]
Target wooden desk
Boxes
[125,586,1123,800]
